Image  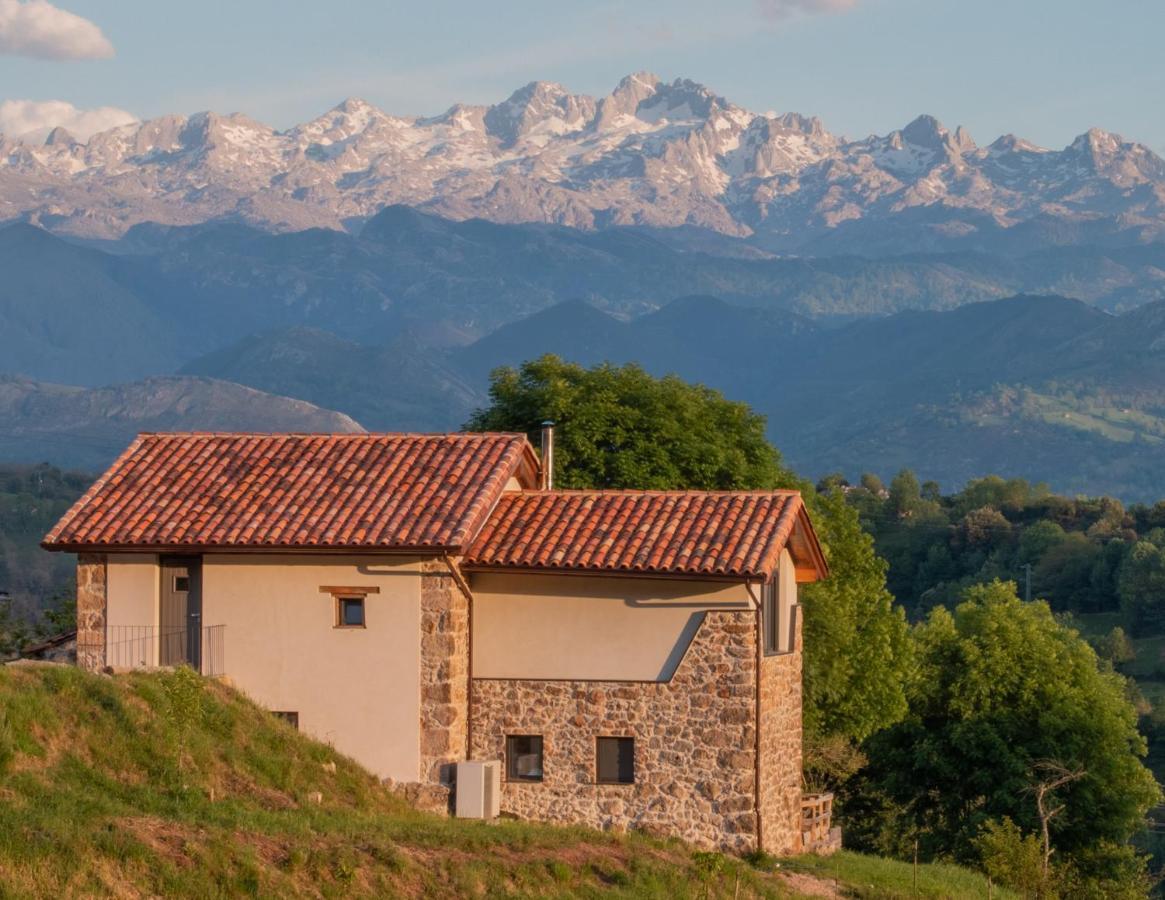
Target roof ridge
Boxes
[132,431,530,439]
[502,488,804,497]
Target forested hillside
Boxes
[0,464,87,632]
[835,470,1165,875]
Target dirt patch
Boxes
[117,816,202,869]
[215,768,298,810]
[404,839,632,872]
[779,870,846,898]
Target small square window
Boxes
[337,596,365,628]
[596,737,634,785]
[174,575,190,592]
[272,711,299,729]
[506,735,544,782]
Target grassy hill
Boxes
[0,663,1008,898]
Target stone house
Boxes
[43,430,828,854]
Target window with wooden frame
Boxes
[337,596,365,627]
[596,736,634,785]
[505,735,544,782]
[319,585,379,629]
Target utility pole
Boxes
[1022,563,1033,603]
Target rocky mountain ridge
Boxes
[3,72,1164,252]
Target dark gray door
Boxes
[160,557,202,669]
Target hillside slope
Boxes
[177,327,482,433]
[0,665,1007,898]
[0,375,363,470]
[0,224,181,386]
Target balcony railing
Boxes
[801,792,842,854]
[79,625,226,677]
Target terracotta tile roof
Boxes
[43,433,536,551]
[464,490,812,579]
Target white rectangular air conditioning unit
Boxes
[455,760,501,819]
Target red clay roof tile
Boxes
[463,490,808,579]
[43,432,534,551]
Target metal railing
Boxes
[79,624,226,676]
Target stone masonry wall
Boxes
[758,610,804,855]
[471,610,761,852]
[419,557,470,785]
[76,553,107,672]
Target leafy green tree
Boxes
[466,355,789,490]
[0,593,30,660]
[1034,533,1102,613]
[1118,541,1165,636]
[888,469,922,519]
[1091,626,1136,668]
[801,489,911,746]
[1018,520,1067,566]
[920,480,942,503]
[467,356,911,760]
[956,506,1011,549]
[850,581,1158,867]
[953,475,1041,517]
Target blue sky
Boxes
[1,0,1162,151]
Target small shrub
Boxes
[546,859,572,883]
[692,850,727,897]
[162,666,204,734]
[743,848,778,871]
[332,851,358,886]
[974,818,1047,897]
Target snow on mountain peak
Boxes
[484,81,595,146]
[4,72,1164,246]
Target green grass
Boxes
[778,851,1016,899]
[1067,611,1124,640]
[0,664,1003,898]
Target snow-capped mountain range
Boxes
[3,72,1164,250]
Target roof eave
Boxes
[458,562,761,583]
[790,503,830,582]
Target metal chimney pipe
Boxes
[540,421,555,490]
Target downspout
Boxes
[441,554,475,761]
[746,578,764,854]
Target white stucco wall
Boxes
[102,552,424,782]
[106,554,160,667]
[469,572,752,681]
[200,554,423,781]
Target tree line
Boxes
[838,469,1165,640]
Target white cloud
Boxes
[755,0,859,20]
[0,99,136,142]
[0,0,113,60]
